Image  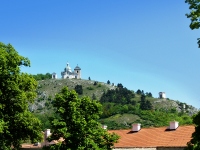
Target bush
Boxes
[74,85,83,95]
[87,86,94,90]
[94,81,98,85]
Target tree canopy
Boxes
[185,111,200,150]
[32,73,52,80]
[100,86,135,105]
[74,84,83,95]
[0,42,42,149]
[107,80,110,84]
[46,87,119,150]
[140,94,153,110]
[185,0,200,47]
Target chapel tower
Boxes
[74,65,81,79]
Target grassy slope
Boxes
[36,78,114,99]
[32,78,197,130]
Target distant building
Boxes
[61,63,81,79]
[159,92,166,99]
[52,72,57,79]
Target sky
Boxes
[1,1,200,109]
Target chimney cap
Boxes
[169,121,179,130]
[132,123,141,132]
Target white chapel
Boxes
[61,63,81,79]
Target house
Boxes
[21,122,195,150]
[109,122,194,150]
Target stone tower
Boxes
[74,65,81,79]
[158,92,166,99]
[52,72,57,79]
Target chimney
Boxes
[44,129,51,146]
[132,123,141,132]
[45,129,51,138]
[102,125,107,129]
[169,121,179,130]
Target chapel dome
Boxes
[66,63,72,72]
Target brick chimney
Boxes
[170,121,179,130]
[132,123,141,132]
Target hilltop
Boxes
[30,78,114,111]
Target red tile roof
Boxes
[109,125,194,148]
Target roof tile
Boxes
[109,125,194,148]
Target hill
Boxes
[30,78,114,112]
[30,78,198,130]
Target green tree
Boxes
[32,73,52,80]
[74,84,83,95]
[94,81,98,85]
[146,92,153,97]
[185,0,200,47]
[136,89,142,95]
[117,83,123,88]
[88,76,91,80]
[46,87,119,150]
[92,93,97,100]
[185,111,200,150]
[140,94,152,110]
[107,80,110,84]
[0,42,42,149]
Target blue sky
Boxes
[1,1,200,108]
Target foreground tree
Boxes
[0,42,42,149]
[185,2,200,149]
[45,87,119,150]
[185,0,200,47]
[185,111,200,150]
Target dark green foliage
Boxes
[146,92,153,97]
[34,113,51,131]
[45,87,119,150]
[32,73,52,81]
[140,94,153,110]
[100,103,193,130]
[136,89,142,95]
[94,81,98,85]
[88,76,91,80]
[117,83,123,88]
[37,97,44,102]
[0,42,42,149]
[92,93,97,100]
[74,84,83,95]
[185,0,200,47]
[185,111,200,150]
[101,103,134,118]
[100,87,135,105]
[107,80,110,84]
